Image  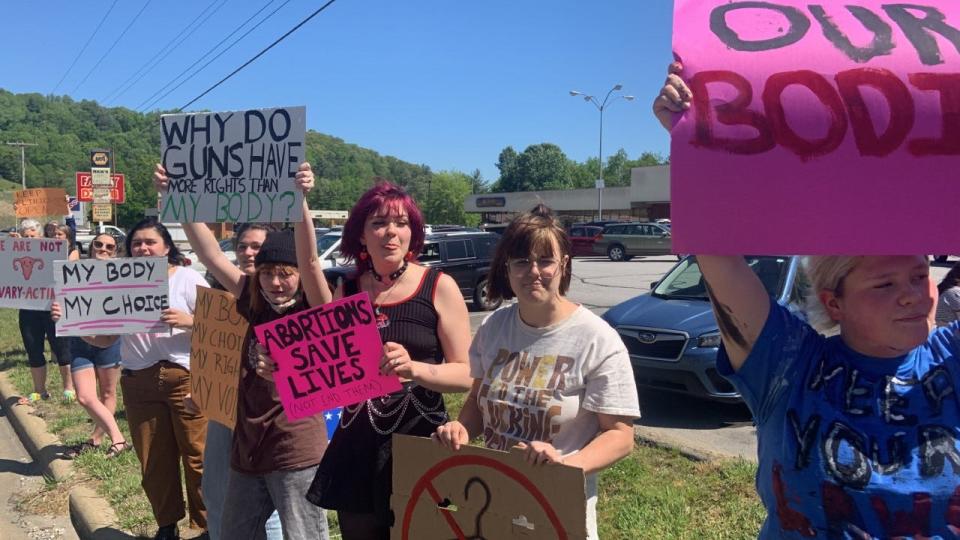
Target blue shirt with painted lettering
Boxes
[718,298,960,539]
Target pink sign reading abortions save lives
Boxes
[671,1,959,254]
[254,292,402,421]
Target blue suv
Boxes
[601,255,805,402]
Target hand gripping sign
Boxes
[254,292,403,421]
[670,1,960,254]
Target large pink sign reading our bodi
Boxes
[254,292,402,421]
[671,1,959,254]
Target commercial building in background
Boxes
[465,165,670,226]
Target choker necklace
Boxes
[370,259,408,282]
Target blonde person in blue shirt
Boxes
[653,61,960,538]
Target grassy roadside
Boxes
[0,308,763,538]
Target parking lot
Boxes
[468,255,954,462]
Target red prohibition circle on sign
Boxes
[401,454,569,540]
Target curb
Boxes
[633,426,736,463]
[0,372,131,540]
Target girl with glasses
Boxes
[433,205,640,540]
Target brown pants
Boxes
[121,361,207,529]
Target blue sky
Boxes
[2,0,674,182]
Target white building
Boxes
[464,165,670,225]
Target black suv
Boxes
[324,231,502,311]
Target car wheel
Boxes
[473,277,502,311]
[607,244,626,262]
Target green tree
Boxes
[422,171,479,226]
[492,146,518,192]
[514,143,570,191]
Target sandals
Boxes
[62,440,98,460]
[106,441,132,459]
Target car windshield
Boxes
[652,256,790,300]
[317,235,339,252]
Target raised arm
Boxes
[292,163,332,307]
[153,164,244,296]
[653,62,770,371]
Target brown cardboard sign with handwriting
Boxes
[189,287,247,428]
[391,434,587,540]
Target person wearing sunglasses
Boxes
[432,205,640,540]
[51,233,130,459]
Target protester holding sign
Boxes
[50,223,80,261]
[305,181,473,540]
[50,233,129,459]
[85,218,209,540]
[433,205,640,539]
[654,60,960,537]
[195,222,282,540]
[154,162,331,540]
[15,218,75,404]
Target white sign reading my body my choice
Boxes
[54,257,170,336]
[159,106,306,224]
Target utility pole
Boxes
[5,142,38,189]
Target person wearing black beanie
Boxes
[153,161,333,540]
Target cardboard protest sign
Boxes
[159,106,306,224]
[0,237,68,310]
[54,257,169,336]
[253,292,402,421]
[671,1,960,254]
[190,287,247,429]
[390,435,587,540]
[15,188,69,218]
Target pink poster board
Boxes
[254,292,402,421]
[671,1,960,254]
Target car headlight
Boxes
[697,332,722,348]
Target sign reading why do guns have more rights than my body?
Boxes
[0,238,68,310]
[54,257,169,336]
[671,1,959,254]
[390,435,588,540]
[190,287,247,429]
[254,292,402,421]
[159,106,306,224]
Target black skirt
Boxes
[307,385,446,527]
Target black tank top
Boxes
[345,266,444,365]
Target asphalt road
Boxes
[465,255,954,461]
[0,406,77,540]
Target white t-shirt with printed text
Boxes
[469,303,641,539]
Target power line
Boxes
[137,0,289,112]
[103,0,228,105]
[51,0,120,95]
[70,0,153,96]
[178,0,339,111]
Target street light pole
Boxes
[569,85,634,221]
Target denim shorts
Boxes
[70,338,121,372]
